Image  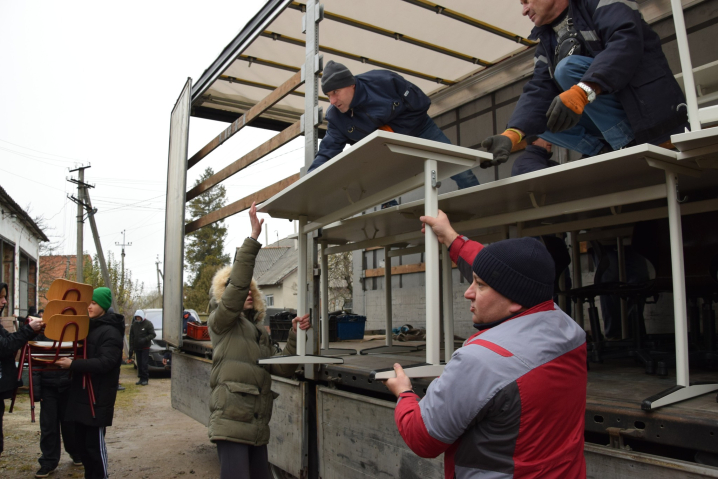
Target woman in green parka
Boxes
[208,201,309,479]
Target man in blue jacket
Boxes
[308,61,479,189]
[481,0,688,167]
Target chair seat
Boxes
[29,341,76,348]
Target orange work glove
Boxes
[545,85,589,133]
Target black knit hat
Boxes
[321,60,355,94]
[472,238,555,308]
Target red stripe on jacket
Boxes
[513,343,587,478]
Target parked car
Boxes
[132,308,199,375]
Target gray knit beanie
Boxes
[472,238,555,308]
[321,60,355,94]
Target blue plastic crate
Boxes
[335,315,366,340]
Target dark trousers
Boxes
[136,349,149,382]
[39,386,78,468]
[74,423,108,479]
[0,398,5,455]
[216,440,270,479]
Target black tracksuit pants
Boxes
[74,422,108,479]
[136,348,149,382]
[39,386,79,468]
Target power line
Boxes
[0,137,86,163]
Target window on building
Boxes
[1,239,14,315]
[266,294,274,306]
[19,251,37,317]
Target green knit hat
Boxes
[92,287,112,312]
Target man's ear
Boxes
[508,302,524,314]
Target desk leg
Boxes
[320,242,329,351]
[570,231,584,328]
[442,245,455,363]
[385,246,393,347]
[425,159,441,368]
[642,172,718,409]
[297,216,308,357]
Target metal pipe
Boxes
[570,231,584,328]
[441,245,454,363]
[384,246,393,347]
[665,172,689,386]
[321,242,329,350]
[670,0,701,131]
[424,159,440,366]
[297,216,308,357]
[617,236,629,339]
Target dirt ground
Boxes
[1,364,221,479]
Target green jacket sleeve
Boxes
[209,237,261,335]
[270,328,299,377]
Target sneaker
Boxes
[135,380,143,385]
[70,456,82,466]
[35,466,57,478]
[140,380,149,386]
[117,384,125,391]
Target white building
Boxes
[0,185,48,319]
[254,237,299,311]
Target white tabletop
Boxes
[259,131,490,221]
[322,144,708,245]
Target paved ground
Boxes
[1,364,221,479]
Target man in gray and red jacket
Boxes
[383,211,587,478]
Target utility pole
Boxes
[68,165,91,282]
[83,190,117,311]
[155,255,163,297]
[115,231,132,301]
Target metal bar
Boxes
[401,0,534,46]
[297,216,308,357]
[617,236,629,339]
[236,54,301,72]
[441,244,454,363]
[570,231,584,328]
[185,174,300,234]
[669,0,701,130]
[261,31,457,86]
[216,75,329,102]
[665,172,689,387]
[384,246,393,348]
[321,242,329,350]
[424,159,440,366]
[387,245,424,258]
[186,121,302,201]
[188,71,303,170]
[287,2,492,67]
[523,198,718,237]
[324,231,422,256]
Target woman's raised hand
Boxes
[249,201,264,240]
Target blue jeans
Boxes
[539,56,635,156]
[417,116,480,189]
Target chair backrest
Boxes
[46,279,94,303]
[43,300,89,320]
[43,314,90,342]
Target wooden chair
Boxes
[10,279,96,422]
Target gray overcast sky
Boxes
[1,0,307,294]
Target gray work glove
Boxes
[545,85,588,133]
[480,134,515,168]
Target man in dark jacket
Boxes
[32,353,81,477]
[0,282,42,456]
[128,309,155,386]
[482,0,688,167]
[510,137,557,176]
[308,61,480,189]
[383,212,587,478]
[57,287,124,479]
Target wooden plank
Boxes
[365,261,459,278]
[170,352,212,427]
[187,70,303,170]
[185,174,300,234]
[186,120,302,201]
[267,377,306,478]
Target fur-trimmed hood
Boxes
[210,265,266,324]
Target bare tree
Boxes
[327,252,353,311]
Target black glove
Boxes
[480,134,514,168]
[545,86,588,134]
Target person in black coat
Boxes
[32,342,81,476]
[56,287,123,479]
[0,282,42,456]
[510,137,558,177]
